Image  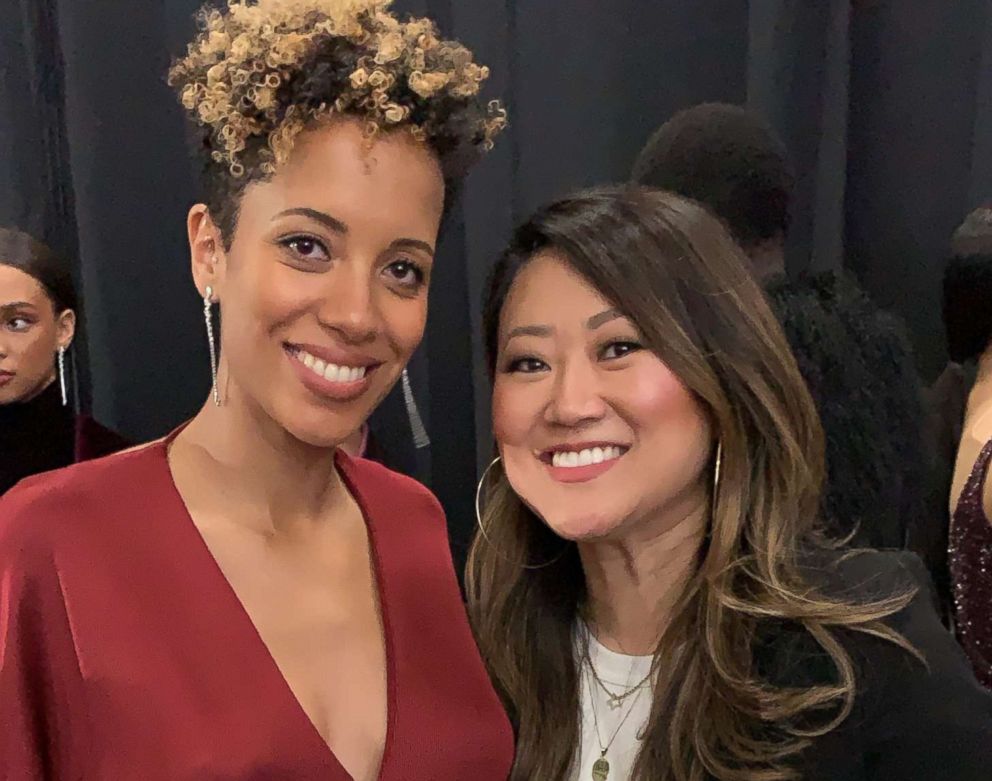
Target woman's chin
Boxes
[266,395,369,452]
[280,414,359,452]
[542,512,623,543]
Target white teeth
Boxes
[293,350,368,384]
[551,446,624,468]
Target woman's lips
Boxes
[285,345,377,401]
[540,444,629,484]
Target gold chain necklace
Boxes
[584,659,646,781]
[582,625,655,711]
[584,644,654,710]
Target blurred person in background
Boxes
[0,227,126,495]
[938,205,992,688]
[632,102,930,568]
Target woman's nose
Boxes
[544,358,608,427]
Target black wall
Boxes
[3,0,991,556]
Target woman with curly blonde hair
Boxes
[0,2,509,779]
[467,185,992,781]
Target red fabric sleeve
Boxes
[0,487,88,780]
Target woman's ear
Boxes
[188,204,226,300]
[55,308,76,351]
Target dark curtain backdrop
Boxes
[3,0,991,565]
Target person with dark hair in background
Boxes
[632,103,794,280]
[0,2,512,779]
[938,205,992,688]
[0,227,127,494]
[632,103,929,562]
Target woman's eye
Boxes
[506,357,548,374]
[281,235,329,262]
[385,259,426,290]
[601,341,642,360]
[7,317,32,332]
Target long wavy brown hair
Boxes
[465,186,917,781]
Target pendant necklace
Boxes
[585,658,647,781]
[584,640,654,710]
[582,623,655,711]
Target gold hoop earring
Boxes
[712,441,723,503]
[474,456,503,551]
[475,456,567,570]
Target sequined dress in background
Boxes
[950,438,992,689]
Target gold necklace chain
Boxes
[584,647,653,709]
[582,625,655,710]
[584,660,646,781]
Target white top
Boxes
[571,629,655,781]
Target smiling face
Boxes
[191,117,444,448]
[0,264,75,405]
[491,252,712,542]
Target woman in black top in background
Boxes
[0,228,126,494]
[938,206,992,689]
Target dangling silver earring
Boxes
[204,286,220,407]
[474,456,566,570]
[58,346,68,407]
[401,368,430,449]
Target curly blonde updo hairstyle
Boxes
[169,0,507,242]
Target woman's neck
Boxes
[175,387,347,536]
[578,491,707,656]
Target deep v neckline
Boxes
[156,429,397,781]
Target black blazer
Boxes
[757,550,992,780]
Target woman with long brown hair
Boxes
[466,185,992,780]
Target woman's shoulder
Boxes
[0,440,167,554]
[755,550,992,777]
[793,549,961,664]
[803,548,931,599]
[780,550,992,772]
[754,551,926,680]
